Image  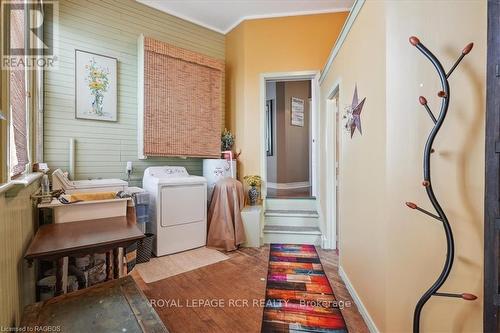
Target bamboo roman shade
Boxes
[142,37,224,157]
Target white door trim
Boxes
[324,81,341,250]
[259,70,320,199]
[308,97,313,195]
[311,77,320,197]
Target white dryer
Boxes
[143,166,207,256]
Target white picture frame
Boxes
[75,49,117,122]
[291,97,304,127]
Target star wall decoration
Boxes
[344,84,366,138]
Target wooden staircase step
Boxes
[263,225,321,235]
[264,209,319,218]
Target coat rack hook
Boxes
[433,292,478,301]
[405,202,442,222]
[461,293,478,301]
[446,42,474,78]
[437,91,447,98]
[419,96,437,124]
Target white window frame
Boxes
[2,0,34,182]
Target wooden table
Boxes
[21,276,168,333]
[25,216,145,295]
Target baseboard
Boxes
[320,235,337,250]
[338,266,379,333]
[321,235,329,249]
[267,181,310,190]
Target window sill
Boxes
[0,182,15,195]
[0,172,43,196]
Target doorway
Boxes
[265,79,312,198]
[260,71,319,200]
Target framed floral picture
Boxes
[75,50,117,121]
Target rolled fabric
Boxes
[67,191,117,202]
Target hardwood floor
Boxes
[316,248,370,333]
[266,187,312,198]
[132,246,369,333]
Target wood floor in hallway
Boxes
[266,187,312,198]
[131,246,370,333]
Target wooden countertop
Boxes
[25,216,145,261]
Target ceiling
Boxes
[137,0,354,34]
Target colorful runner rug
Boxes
[261,244,348,333]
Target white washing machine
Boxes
[143,166,207,256]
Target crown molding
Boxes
[137,1,352,35]
[319,0,365,84]
[224,7,352,34]
[138,3,227,34]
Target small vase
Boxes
[248,186,259,206]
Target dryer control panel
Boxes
[145,166,189,178]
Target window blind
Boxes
[142,37,224,158]
[9,0,29,177]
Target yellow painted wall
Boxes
[320,2,388,329]
[225,12,349,178]
[319,1,486,332]
[225,22,247,170]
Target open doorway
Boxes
[265,79,313,198]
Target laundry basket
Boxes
[136,233,154,263]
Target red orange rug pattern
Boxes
[261,244,348,333]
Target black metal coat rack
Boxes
[405,36,477,333]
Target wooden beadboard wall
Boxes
[43,0,225,186]
[0,182,39,327]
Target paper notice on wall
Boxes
[291,97,304,127]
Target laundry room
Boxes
[0,0,489,332]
